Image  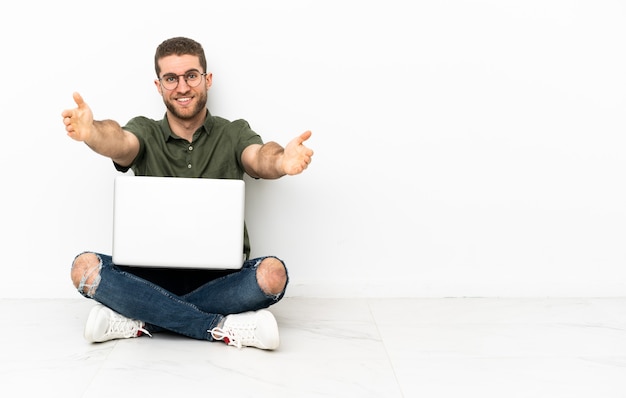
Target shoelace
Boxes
[108,313,152,338]
[210,324,256,349]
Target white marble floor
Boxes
[1,297,625,397]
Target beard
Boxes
[164,89,208,120]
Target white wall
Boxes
[1,0,624,298]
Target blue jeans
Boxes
[73,253,288,340]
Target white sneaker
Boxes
[209,310,279,350]
[84,304,151,343]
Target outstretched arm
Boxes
[61,92,139,167]
[242,130,314,179]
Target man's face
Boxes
[155,54,212,121]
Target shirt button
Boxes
[188,146,193,151]
[187,164,192,169]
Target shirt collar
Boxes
[159,109,214,141]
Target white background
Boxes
[1,0,624,298]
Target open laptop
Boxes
[112,176,245,269]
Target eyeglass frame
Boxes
[158,70,208,90]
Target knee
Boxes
[256,257,287,296]
[71,252,102,296]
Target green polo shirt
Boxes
[115,110,263,260]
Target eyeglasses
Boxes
[159,71,207,90]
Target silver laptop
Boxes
[112,176,245,269]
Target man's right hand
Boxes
[62,92,94,142]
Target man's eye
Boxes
[164,75,177,82]
[186,72,199,80]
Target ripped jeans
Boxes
[72,252,288,340]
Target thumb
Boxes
[73,92,85,108]
[298,130,312,144]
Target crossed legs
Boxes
[70,252,288,342]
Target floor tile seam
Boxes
[373,321,626,327]
[366,298,407,398]
[79,341,119,395]
[384,354,626,361]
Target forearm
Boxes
[85,120,137,166]
[245,142,286,179]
